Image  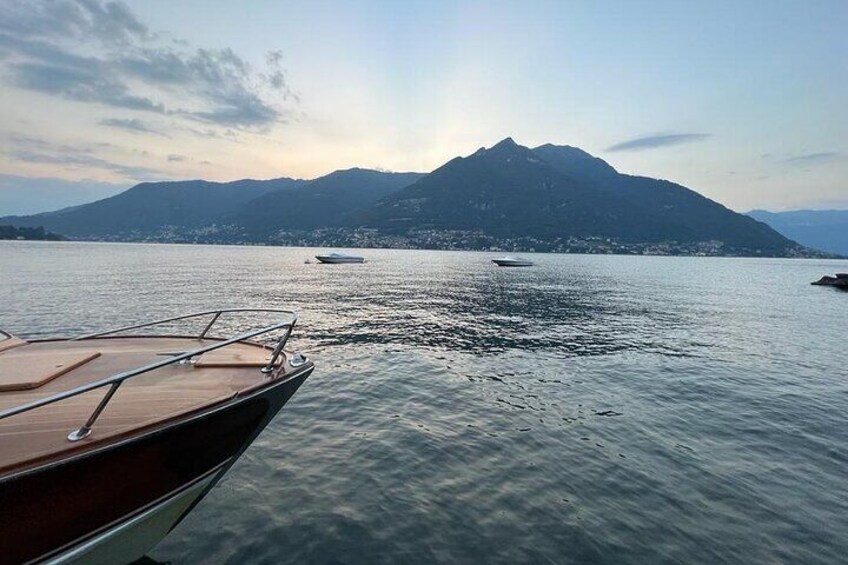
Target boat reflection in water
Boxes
[0,309,313,564]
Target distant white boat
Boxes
[315,252,365,264]
[492,256,533,267]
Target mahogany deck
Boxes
[0,351,101,392]
[0,337,287,476]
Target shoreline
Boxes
[2,238,843,261]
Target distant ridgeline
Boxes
[0,225,64,241]
[747,209,848,257]
[0,139,831,257]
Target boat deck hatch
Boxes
[194,347,278,368]
[0,335,27,354]
[0,351,101,392]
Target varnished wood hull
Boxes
[0,365,312,564]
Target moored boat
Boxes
[315,252,365,264]
[492,256,534,267]
[0,308,313,564]
[811,273,848,289]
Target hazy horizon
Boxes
[1,0,846,215]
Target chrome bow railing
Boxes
[0,308,299,442]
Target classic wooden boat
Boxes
[0,309,314,564]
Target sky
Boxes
[0,0,846,215]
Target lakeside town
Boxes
[13,224,834,258]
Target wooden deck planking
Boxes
[0,351,101,391]
[0,337,281,476]
[194,347,277,367]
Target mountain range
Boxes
[0,138,819,256]
[747,209,848,256]
[361,139,791,253]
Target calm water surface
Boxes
[1,241,847,564]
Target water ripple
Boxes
[1,242,847,564]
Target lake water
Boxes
[2,241,847,564]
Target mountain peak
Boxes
[465,138,536,164]
[492,137,518,149]
[475,137,534,160]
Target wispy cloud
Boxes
[0,0,149,46]
[607,133,711,152]
[4,134,164,179]
[182,126,241,143]
[166,154,186,162]
[783,152,840,165]
[0,0,295,130]
[98,117,164,135]
[10,148,163,179]
[15,63,165,112]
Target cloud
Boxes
[12,60,165,112]
[266,50,283,66]
[8,133,95,155]
[99,117,163,135]
[783,152,840,165]
[166,154,185,162]
[10,148,163,179]
[607,133,711,152]
[183,126,241,142]
[186,95,279,127]
[4,134,164,179]
[0,0,294,130]
[0,0,148,46]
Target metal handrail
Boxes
[71,308,296,341]
[0,309,299,442]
